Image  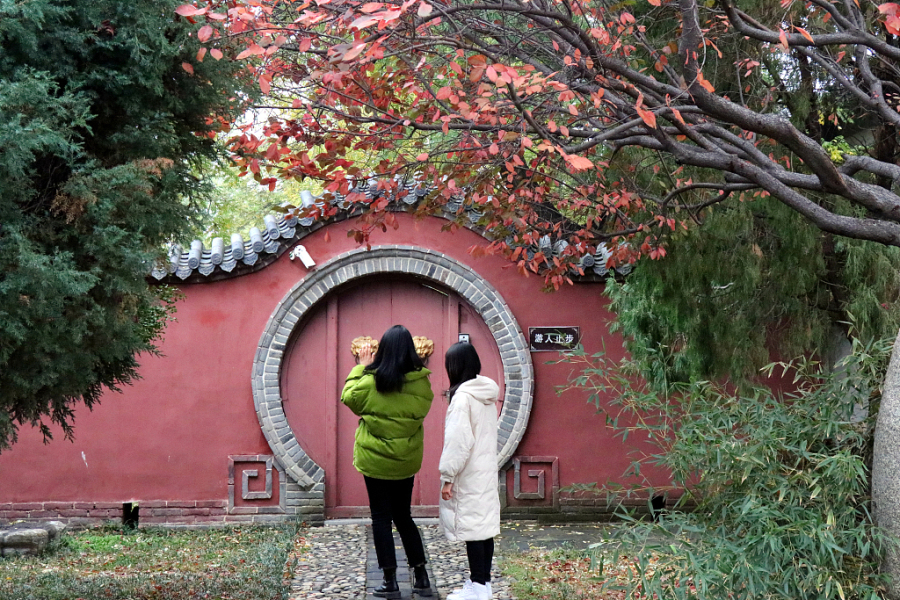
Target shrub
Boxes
[563,335,893,599]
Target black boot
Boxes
[373,568,401,599]
[413,564,432,596]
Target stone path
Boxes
[288,520,514,600]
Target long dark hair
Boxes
[366,325,425,394]
[445,342,481,401]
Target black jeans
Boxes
[363,475,427,570]
[465,538,494,585]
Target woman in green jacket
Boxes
[341,324,434,599]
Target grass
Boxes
[0,523,305,600]
[501,545,650,600]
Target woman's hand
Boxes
[441,481,453,501]
[358,343,374,367]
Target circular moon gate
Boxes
[252,246,534,489]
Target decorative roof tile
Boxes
[151,180,629,284]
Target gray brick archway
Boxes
[252,245,534,495]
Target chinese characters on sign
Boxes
[529,327,580,352]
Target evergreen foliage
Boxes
[606,198,900,384]
[0,0,248,450]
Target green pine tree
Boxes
[0,0,250,450]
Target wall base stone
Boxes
[0,498,323,529]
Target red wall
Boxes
[0,214,663,508]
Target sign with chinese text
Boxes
[529,327,580,352]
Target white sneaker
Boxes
[448,580,490,600]
[447,580,473,600]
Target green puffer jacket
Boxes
[341,364,434,480]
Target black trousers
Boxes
[465,538,494,585]
[363,475,427,570]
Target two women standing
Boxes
[341,325,500,600]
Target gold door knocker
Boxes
[412,336,434,359]
[351,336,434,359]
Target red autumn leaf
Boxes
[888,15,900,34]
[175,4,206,17]
[235,44,264,60]
[181,62,194,74]
[648,0,661,5]
[342,43,367,61]
[198,25,214,42]
[778,30,789,51]
[436,86,452,100]
[210,48,223,60]
[350,14,380,29]
[361,2,385,12]
[637,106,657,128]
[566,154,594,171]
[418,2,433,17]
[795,26,813,43]
[196,47,207,62]
[416,153,429,161]
[377,9,402,23]
[696,72,715,92]
[259,75,271,94]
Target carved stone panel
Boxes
[502,456,559,509]
[228,455,286,515]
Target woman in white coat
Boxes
[439,342,501,600]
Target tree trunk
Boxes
[874,329,900,599]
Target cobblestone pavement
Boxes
[288,520,514,600]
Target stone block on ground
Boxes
[0,521,67,557]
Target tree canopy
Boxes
[180,0,899,284]
[0,0,249,450]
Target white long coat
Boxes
[438,375,501,542]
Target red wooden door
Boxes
[281,276,503,518]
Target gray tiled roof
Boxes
[150,178,629,284]
[150,178,430,283]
